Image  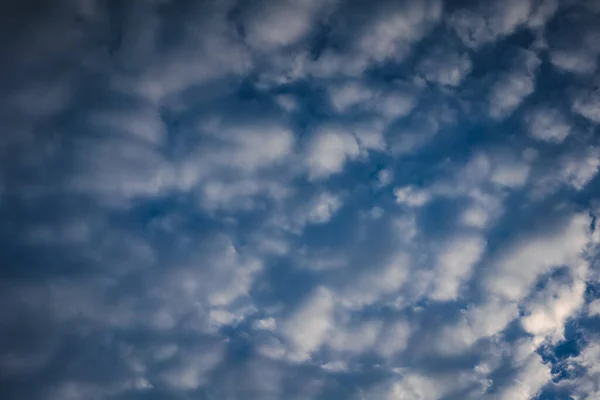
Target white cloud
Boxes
[253,317,277,331]
[521,278,586,345]
[120,5,251,102]
[304,192,343,225]
[387,374,445,400]
[160,344,224,390]
[572,83,600,124]
[328,81,417,121]
[461,204,492,229]
[375,320,412,358]
[489,50,540,119]
[305,126,360,180]
[486,213,590,302]
[394,186,431,207]
[351,121,387,151]
[449,0,533,49]
[548,12,600,76]
[321,361,348,372]
[282,287,335,360]
[339,251,411,309]
[497,340,551,400]
[355,0,443,65]
[429,235,486,301]
[490,159,530,188]
[589,299,600,316]
[550,49,599,75]
[328,320,382,354]
[417,46,472,86]
[388,113,441,155]
[525,105,572,143]
[561,340,600,398]
[256,336,287,359]
[328,81,375,113]
[209,308,245,329]
[201,122,295,172]
[527,0,559,29]
[436,298,519,354]
[276,94,298,112]
[533,148,600,196]
[377,169,394,187]
[6,1,600,399]
[559,148,600,190]
[241,0,332,51]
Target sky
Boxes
[1,0,600,399]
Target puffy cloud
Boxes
[304,126,360,180]
[497,340,552,400]
[240,0,333,51]
[521,279,586,345]
[525,104,573,143]
[328,320,382,354]
[486,213,590,302]
[253,317,277,331]
[488,49,540,119]
[374,320,412,358]
[159,343,224,390]
[327,81,417,120]
[4,1,600,399]
[394,186,431,207]
[560,340,600,398]
[547,5,600,75]
[490,158,530,188]
[281,287,335,361]
[303,192,343,224]
[448,0,534,49]
[558,148,600,191]
[338,250,411,309]
[571,78,600,123]
[417,45,472,87]
[353,0,443,66]
[429,234,486,301]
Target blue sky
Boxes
[1,0,600,399]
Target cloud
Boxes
[497,340,551,400]
[417,44,472,87]
[547,4,600,75]
[521,278,586,345]
[394,186,431,207]
[374,320,412,358]
[525,104,572,143]
[240,0,333,51]
[488,49,540,119]
[355,0,443,64]
[281,287,335,361]
[429,234,486,301]
[327,81,417,120]
[485,213,590,302]
[304,125,360,180]
[557,148,600,191]
[448,0,534,49]
[3,1,600,399]
[159,343,224,390]
[571,77,600,123]
[560,340,600,398]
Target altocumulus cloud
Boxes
[2,0,600,399]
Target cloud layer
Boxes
[1,0,600,399]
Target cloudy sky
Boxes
[1,0,600,399]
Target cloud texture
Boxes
[1,0,600,399]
